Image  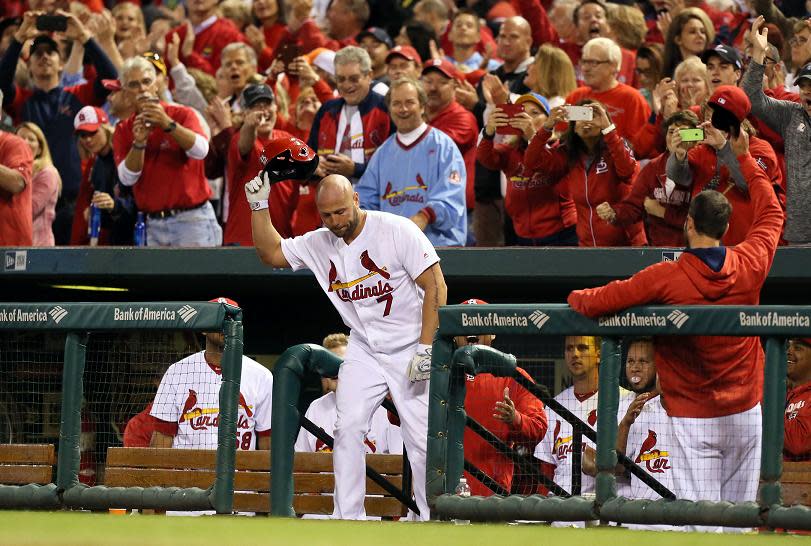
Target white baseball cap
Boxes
[73,106,109,133]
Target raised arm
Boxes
[247,172,292,268]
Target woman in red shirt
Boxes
[524,100,647,247]
[477,93,577,246]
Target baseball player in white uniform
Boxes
[150,299,274,450]
[247,166,447,521]
[534,335,634,528]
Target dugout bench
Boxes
[0,444,55,486]
[102,447,407,517]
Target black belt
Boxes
[147,201,207,220]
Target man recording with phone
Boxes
[0,10,117,245]
[666,85,784,246]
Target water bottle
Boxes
[134,212,147,247]
[453,477,471,525]
[88,204,101,247]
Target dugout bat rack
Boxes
[428,303,811,529]
[0,301,244,514]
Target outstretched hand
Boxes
[748,16,769,65]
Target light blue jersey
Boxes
[357,127,467,246]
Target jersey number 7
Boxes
[376,293,393,316]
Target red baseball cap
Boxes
[708,85,751,123]
[209,297,240,307]
[73,106,109,133]
[421,58,462,81]
[386,45,422,65]
[102,79,122,92]
[794,338,811,348]
[460,298,488,305]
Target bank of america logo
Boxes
[49,306,68,324]
[529,310,550,330]
[667,310,689,329]
[179,305,197,323]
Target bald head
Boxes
[316,175,364,240]
[503,16,531,37]
[497,17,532,64]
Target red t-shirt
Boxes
[0,131,33,246]
[113,103,211,213]
[224,129,298,246]
[785,383,811,461]
[428,101,479,208]
[166,17,248,75]
[566,83,652,143]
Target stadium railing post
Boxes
[56,332,88,497]
[760,336,787,510]
[426,336,455,508]
[211,318,243,514]
[270,344,341,516]
[595,337,620,507]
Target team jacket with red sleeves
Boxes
[166,18,248,75]
[669,136,784,246]
[477,135,576,239]
[463,368,548,497]
[428,100,479,208]
[785,382,811,461]
[611,152,690,247]
[568,152,783,418]
[307,91,394,180]
[524,127,647,246]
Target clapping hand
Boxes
[596,202,617,224]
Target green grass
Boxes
[0,512,806,546]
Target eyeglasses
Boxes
[580,59,612,68]
[126,77,155,90]
[335,74,368,85]
[790,35,809,47]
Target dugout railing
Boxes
[427,303,811,529]
[0,301,244,514]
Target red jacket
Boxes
[568,153,783,418]
[612,152,690,247]
[463,368,548,496]
[256,22,288,72]
[428,101,479,208]
[785,383,811,461]
[0,131,33,246]
[524,128,647,246]
[477,136,576,239]
[166,18,248,75]
[682,136,783,246]
[566,83,651,143]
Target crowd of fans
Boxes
[1,0,810,248]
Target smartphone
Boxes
[495,103,524,135]
[36,15,68,32]
[277,42,300,68]
[679,128,704,142]
[565,105,594,122]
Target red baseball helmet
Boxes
[260,137,319,183]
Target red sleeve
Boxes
[123,406,157,448]
[151,418,179,437]
[628,114,665,161]
[1,135,32,192]
[507,369,548,448]
[174,105,205,137]
[523,128,568,183]
[567,262,671,318]
[436,114,477,155]
[205,128,237,180]
[785,393,811,457]
[293,19,337,51]
[603,130,638,181]
[733,153,783,279]
[269,180,297,239]
[312,78,335,104]
[112,122,134,166]
[514,0,559,46]
[476,137,510,172]
[612,157,655,226]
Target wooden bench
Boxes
[104,447,408,517]
[781,462,811,506]
[0,444,55,485]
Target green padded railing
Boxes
[0,301,243,514]
[428,303,811,529]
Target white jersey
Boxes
[294,391,403,454]
[150,351,273,450]
[534,387,634,495]
[281,211,439,355]
[626,395,675,500]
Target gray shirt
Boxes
[742,61,811,244]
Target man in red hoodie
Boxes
[456,299,548,497]
[568,128,783,518]
[785,338,811,461]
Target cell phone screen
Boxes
[496,103,524,135]
[36,15,68,32]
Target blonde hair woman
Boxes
[523,44,578,108]
[673,56,710,109]
[15,122,60,247]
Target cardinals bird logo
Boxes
[179,389,198,423]
[239,392,254,417]
[634,429,670,473]
[328,251,390,291]
[381,174,429,200]
[587,409,597,427]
